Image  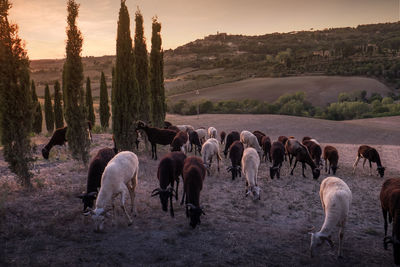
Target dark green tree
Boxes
[85,77,95,126]
[134,8,151,122]
[150,17,165,127]
[53,80,64,129]
[44,84,54,133]
[31,80,43,134]
[99,71,110,128]
[0,0,33,187]
[63,0,90,164]
[112,0,138,151]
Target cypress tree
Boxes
[53,80,64,129]
[63,0,90,164]
[150,17,165,127]
[31,80,43,134]
[85,77,95,126]
[134,8,151,122]
[0,0,33,187]
[99,71,110,129]
[112,0,138,151]
[44,84,54,133]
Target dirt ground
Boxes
[1,114,400,266]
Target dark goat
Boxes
[302,140,322,168]
[188,130,202,155]
[253,130,266,146]
[220,131,226,145]
[323,145,339,175]
[270,141,285,179]
[181,156,206,229]
[42,127,67,159]
[380,178,400,265]
[136,121,177,160]
[152,152,187,217]
[353,145,385,177]
[227,140,244,180]
[285,138,320,179]
[261,136,272,162]
[224,131,240,158]
[170,131,188,153]
[78,148,116,212]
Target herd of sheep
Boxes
[40,120,399,264]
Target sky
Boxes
[8,0,400,60]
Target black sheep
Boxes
[353,145,385,177]
[285,138,320,179]
[170,131,188,153]
[303,140,322,168]
[220,131,226,145]
[269,141,285,179]
[189,130,202,155]
[42,127,67,159]
[227,140,244,180]
[223,131,240,158]
[261,136,272,162]
[323,145,339,175]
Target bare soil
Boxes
[1,114,400,266]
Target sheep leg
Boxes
[217,155,220,173]
[180,190,186,206]
[120,185,133,225]
[362,158,367,169]
[352,156,360,174]
[111,199,116,227]
[338,226,344,258]
[383,208,388,237]
[290,160,298,175]
[154,144,158,160]
[170,195,174,217]
[301,162,307,178]
[325,159,328,173]
[175,178,179,201]
[369,160,372,176]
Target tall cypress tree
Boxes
[63,0,90,164]
[150,17,165,127]
[85,77,95,126]
[99,71,110,129]
[112,0,138,151]
[0,0,33,187]
[53,80,64,129]
[31,80,43,134]
[134,8,151,122]
[44,84,54,133]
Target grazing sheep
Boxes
[242,147,261,200]
[227,140,244,180]
[136,121,177,160]
[78,147,116,212]
[380,178,400,265]
[152,152,187,217]
[352,145,385,177]
[224,131,240,158]
[253,130,266,146]
[261,136,272,162]
[220,131,226,145]
[181,156,206,229]
[310,176,352,258]
[188,130,202,155]
[323,146,339,175]
[240,130,263,159]
[90,151,139,232]
[269,141,285,179]
[303,140,322,168]
[42,126,68,160]
[170,131,189,154]
[201,138,222,176]
[208,126,217,139]
[285,138,320,179]
[195,128,207,144]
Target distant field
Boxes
[168,76,392,106]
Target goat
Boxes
[352,145,385,177]
[89,151,139,232]
[42,126,67,160]
[253,130,266,146]
[261,136,272,162]
[323,146,339,175]
[201,138,222,176]
[380,178,400,265]
[310,176,352,258]
[240,130,263,159]
[242,147,261,200]
[195,128,207,144]
[170,131,189,154]
[152,152,187,217]
[188,130,202,155]
[224,131,240,158]
[136,120,177,160]
[181,156,206,229]
[269,141,285,179]
[227,140,244,180]
[285,138,320,179]
[303,140,322,168]
[220,131,226,145]
[208,126,217,139]
[78,147,116,212]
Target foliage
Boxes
[44,84,54,133]
[85,77,95,126]
[53,80,64,129]
[31,80,42,134]
[99,71,110,129]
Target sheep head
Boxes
[312,168,320,180]
[377,166,385,177]
[42,148,49,160]
[77,191,98,212]
[310,232,333,258]
[152,187,175,212]
[136,120,147,130]
[270,166,280,179]
[186,203,205,229]
[90,208,106,233]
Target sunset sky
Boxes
[8,0,400,59]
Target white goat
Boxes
[201,138,222,176]
[207,127,217,139]
[90,151,139,232]
[242,147,260,200]
[196,128,207,144]
[310,176,352,258]
[240,131,263,158]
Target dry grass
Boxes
[1,114,399,266]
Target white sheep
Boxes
[207,126,217,139]
[90,151,139,232]
[241,147,261,200]
[201,138,222,176]
[240,131,263,158]
[196,128,207,144]
[310,176,352,258]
